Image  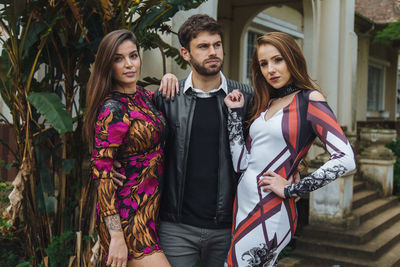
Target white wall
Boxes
[139,0,219,90]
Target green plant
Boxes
[0,0,206,265]
[45,231,75,267]
[386,138,400,195]
[0,224,28,266]
[0,179,12,223]
[374,19,400,44]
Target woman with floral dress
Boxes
[83,30,170,267]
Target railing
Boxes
[357,120,400,138]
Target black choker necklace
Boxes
[270,83,301,99]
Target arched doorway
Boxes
[241,5,304,85]
[217,0,312,83]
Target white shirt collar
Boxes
[183,71,228,97]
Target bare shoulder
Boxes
[309,90,326,101]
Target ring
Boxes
[111,264,116,267]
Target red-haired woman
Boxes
[224,32,356,266]
[83,30,170,267]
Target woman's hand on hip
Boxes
[224,89,244,109]
[258,171,290,198]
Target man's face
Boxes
[181,32,224,76]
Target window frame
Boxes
[366,57,390,118]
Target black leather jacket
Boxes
[154,78,254,225]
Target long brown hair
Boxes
[83,29,140,150]
[249,32,319,123]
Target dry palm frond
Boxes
[100,0,114,21]
[65,0,90,43]
[5,160,28,226]
[89,239,100,267]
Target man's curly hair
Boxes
[178,14,223,51]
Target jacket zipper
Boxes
[178,94,196,219]
[214,93,225,224]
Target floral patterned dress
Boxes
[91,87,166,259]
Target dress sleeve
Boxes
[227,108,251,172]
[91,100,130,217]
[284,100,356,198]
[152,89,164,112]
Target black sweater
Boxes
[182,96,230,228]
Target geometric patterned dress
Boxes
[225,89,355,266]
[91,87,166,260]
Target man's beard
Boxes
[190,56,223,76]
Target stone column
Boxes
[338,0,357,131]
[315,0,357,131]
[358,128,397,196]
[317,0,340,114]
[307,138,356,228]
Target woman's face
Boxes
[112,40,141,89]
[257,44,291,89]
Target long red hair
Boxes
[249,32,320,123]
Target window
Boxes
[244,31,262,85]
[367,65,384,112]
[242,10,303,85]
[397,73,400,113]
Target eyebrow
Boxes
[197,40,221,46]
[114,50,138,56]
[258,54,281,61]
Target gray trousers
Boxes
[159,221,232,267]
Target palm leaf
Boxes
[65,0,90,43]
[27,92,73,134]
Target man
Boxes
[153,14,253,267]
[112,14,300,267]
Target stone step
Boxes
[291,239,400,267]
[352,196,399,224]
[295,220,400,260]
[291,248,372,266]
[375,240,400,267]
[354,180,366,193]
[352,205,400,243]
[353,190,379,209]
[302,205,400,244]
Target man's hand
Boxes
[159,73,179,100]
[111,161,126,189]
